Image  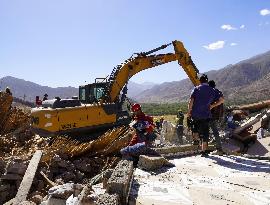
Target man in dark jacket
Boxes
[187,74,223,156]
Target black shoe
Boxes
[201,152,209,157]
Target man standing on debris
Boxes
[187,74,223,156]
[176,109,184,144]
[208,80,224,154]
[43,93,48,101]
[120,103,157,161]
[5,87,12,95]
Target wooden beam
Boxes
[12,150,42,204]
[40,171,56,188]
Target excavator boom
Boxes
[108,40,200,102]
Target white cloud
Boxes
[240,25,245,29]
[203,41,225,50]
[221,24,237,30]
[260,9,270,16]
[230,43,237,46]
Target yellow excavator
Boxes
[30,40,200,137]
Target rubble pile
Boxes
[0,93,120,204]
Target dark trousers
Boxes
[176,125,184,144]
[209,119,222,150]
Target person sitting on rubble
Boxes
[120,103,158,162]
[208,80,225,154]
[176,109,184,144]
[5,87,12,95]
[43,93,48,101]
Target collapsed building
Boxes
[0,92,270,205]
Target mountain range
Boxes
[0,50,270,104]
[133,50,270,104]
[0,76,156,102]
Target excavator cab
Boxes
[79,78,109,104]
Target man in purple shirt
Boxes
[187,74,223,156]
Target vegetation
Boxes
[141,102,188,116]
[140,98,264,118]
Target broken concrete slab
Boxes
[107,160,133,205]
[96,193,119,205]
[48,183,83,200]
[154,144,215,155]
[233,111,268,135]
[46,196,66,205]
[154,144,199,155]
[1,173,23,181]
[246,137,270,157]
[13,150,42,204]
[6,161,27,175]
[137,155,174,171]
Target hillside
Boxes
[0,76,156,103]
[0,76,78,102]
[1,50,269,104]
[134,50,270,103]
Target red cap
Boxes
[131,103,141,112]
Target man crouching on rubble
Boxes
[120,103,157,161]
[187,74,223,157]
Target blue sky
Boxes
[0,0,269,87]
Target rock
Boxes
[62,171,76,182]
[30,194,43,204]
[75,170,84,183]
[1,173,23,180]
[0,184,10,204]
[46,196,66,205]
[6,161,27,175]
[48,183,83,199]
[66,195,79,205]
[74,158,93,173]
[96,193,119,205]
[137,155,173,171]
[102,169,113,188]
[54,177,65,185]
[0,159,6,175]
[0,183,10,191]
[37,179,45,191]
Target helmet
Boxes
[131,103,141,112]
[44,93,48,97]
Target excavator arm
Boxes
[108,40,200,103]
